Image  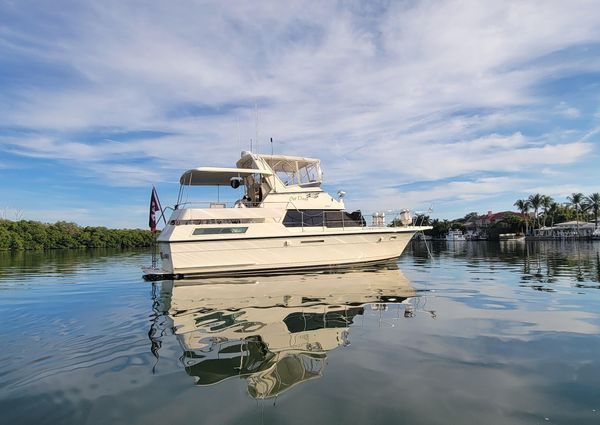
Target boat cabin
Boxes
[164,151,368,231]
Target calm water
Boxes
[1,242,600,425]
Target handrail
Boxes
[156,206,173,226]
[175,201,232,209]
[283,199,305,231]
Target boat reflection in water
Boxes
[154,264,416,399]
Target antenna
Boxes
[254,104,259,154]
[250,138,253,152]
[236,116,240,153]
[270,137,273,156]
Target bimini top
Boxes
[179,167,272,186]
[249,154,320,170]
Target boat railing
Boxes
[262,200,361,231]
[176,200,303,210]
[175,201,233,209]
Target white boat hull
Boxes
[159,228,419,276]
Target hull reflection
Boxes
[155,264,416,399]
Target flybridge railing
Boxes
[175,201,231,209]
[174,200,295,209]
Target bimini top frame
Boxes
[179,167,272,186]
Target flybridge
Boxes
[179,152,323,191]
[176,151,332,210]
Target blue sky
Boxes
[1,0,599,228]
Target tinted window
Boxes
[283,210,324,227]
[283,210,365,227]
[193,227,248,235]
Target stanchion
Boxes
[151,240,158,269]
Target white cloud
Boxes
[555,102,581,119]
[353,176,526,215]
[521,184,600,199]
[1,0,600,217]
[21,208,92,224]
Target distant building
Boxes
[465,210,528,232]
[533,221,596,239]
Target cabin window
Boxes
[283,210,365,227]
[171,219,255,225]
[283,210,324,227]
[324,211,364,227]
[192,227,248,235]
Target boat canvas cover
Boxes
[180,167,272,186]
[254,154,320,171]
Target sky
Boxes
[1,0,599,228]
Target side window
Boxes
[325,211,343,227]
[283,210,304,227]
[283,210,325,227]
[193,227,248,235]
[283,210,364,227]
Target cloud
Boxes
[554,102,581,119]
[1,0,600,220]
[20,208,91,224]
[355,176,527,215]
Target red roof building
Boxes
[465,211,529,229]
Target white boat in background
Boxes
[499,233,526,241]
[146,151,430,278]
[445,229,466,241]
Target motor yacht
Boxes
[445,229,466,242]
[146,151,430,278]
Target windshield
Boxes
[269,159,322,186]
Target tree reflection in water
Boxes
[408,240,600,290]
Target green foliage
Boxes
[515,192,600,230]
[584,193,600,228]
[500,213,524,231]
[0,219,156,251]
[414,214,432,226]
[463,212,478,221]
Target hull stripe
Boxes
[162,229,417,244]
[173,257,404,278]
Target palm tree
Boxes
[547,202,559,228]
[514,199,531,235]
[584,193,600,229]
[541,195,554,228]
[528,193,543,230]
[567,192,585,236]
